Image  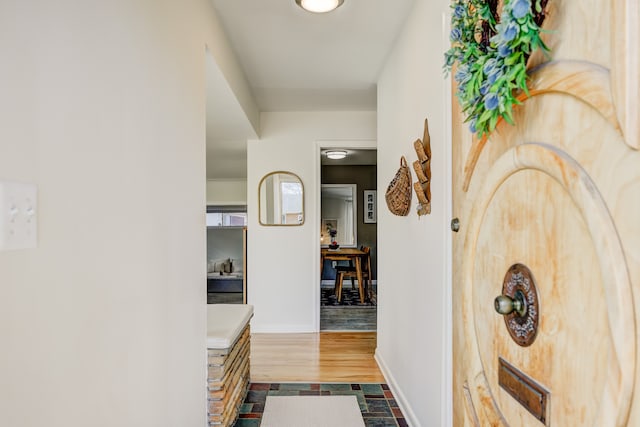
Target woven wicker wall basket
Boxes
[385,156,412,216]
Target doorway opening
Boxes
[206,206,248,304]
[319,147,378,331]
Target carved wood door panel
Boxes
[451,1,640,426]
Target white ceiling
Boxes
[206,0,415,179]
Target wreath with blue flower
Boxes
[444,0,549,137]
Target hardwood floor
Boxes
[250,331,385,383]
[320,306,376,330]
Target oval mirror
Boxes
[259,171,304,226]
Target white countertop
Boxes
[206,304,254,349]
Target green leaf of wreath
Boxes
[444,0,550,137]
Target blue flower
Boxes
[511,0,531,19]
[469,118,478,133]
[487,67,503,84]
[453,4,465,19]
[502,21,519,41]
[498,44,513,57]
[454,68,469,84]
[483,58,497,75]
[450,28,462,42]
[480,81,490,96]
[454,63,471,84]
[484,93,500,111]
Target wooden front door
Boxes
[451,1,640,426]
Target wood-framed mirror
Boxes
[320,184,357,247]
[258,171,304,226]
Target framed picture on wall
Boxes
[364,190,377,223]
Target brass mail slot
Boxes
[498,357,550,425]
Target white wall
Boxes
[247,111,376,332]
[0,1,254,426]
[207,228,244,262]
[376,0,451,426]
[207,179,248,205]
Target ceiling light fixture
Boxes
[295,0,344,13]
[325,150,347,160]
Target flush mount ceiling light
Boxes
[325,150,347,160]
[296,0,344,13]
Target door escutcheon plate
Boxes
[498,263,540,347]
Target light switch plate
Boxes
[0,181,37,250]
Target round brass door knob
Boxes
[494,290,527,317]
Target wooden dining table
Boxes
[320,247,367,303]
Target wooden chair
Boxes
[321,252,352,281]
[334,246,371,303]
[334,258,356,290]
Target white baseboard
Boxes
[375,351,420,427]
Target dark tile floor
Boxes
[234,382,407,427]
